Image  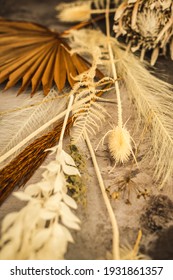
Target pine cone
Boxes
[113,0,173,65]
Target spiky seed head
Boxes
[108,126,132,163]
[113,0,173,65]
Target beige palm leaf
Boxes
[0,19,91,95]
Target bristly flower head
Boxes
[108,125,132,164]
[113,0,173,65]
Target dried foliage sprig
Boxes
[0,145,80,259]
[0,94,80,260]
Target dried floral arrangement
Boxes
[0,0,173,260]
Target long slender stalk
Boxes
[59,94,74,149]
[105,0,123,127]
[84,130,120,260]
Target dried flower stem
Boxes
[133,230,142,257]
[59,94,74,149]
[84,130,120,260]
[105,0,123,127]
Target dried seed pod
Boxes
[108,126,132,163]
[113,0,173,65]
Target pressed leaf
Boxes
[31,228,51,250]
[62,193,77,209]
[0,19,92,95]
[39,209,57,220]
[13,191,32,201]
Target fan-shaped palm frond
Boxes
[0,19,91,95]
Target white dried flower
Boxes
[114,0,173,65]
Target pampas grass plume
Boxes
[56,2,91,22]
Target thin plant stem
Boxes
[105,0,123,128]
[133,230,142,257]
[59,94,74,149]
[84,130,120,260]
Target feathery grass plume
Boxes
[56,0,118,23]
[0,89,67,168]
[110,38,173,186]
[113,0,173,65]
[56,1,92,22]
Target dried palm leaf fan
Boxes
[114,0,173,65]
[0,19,93,95]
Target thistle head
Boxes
[108,126,132,164]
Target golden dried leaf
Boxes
[0,19,92,95]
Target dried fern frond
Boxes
[70,47,113,143]
[0,19,91,95]
[114,0,173,65]
[72,94,110,143]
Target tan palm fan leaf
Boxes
[114,0,173,65]
[0,19,91,95]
